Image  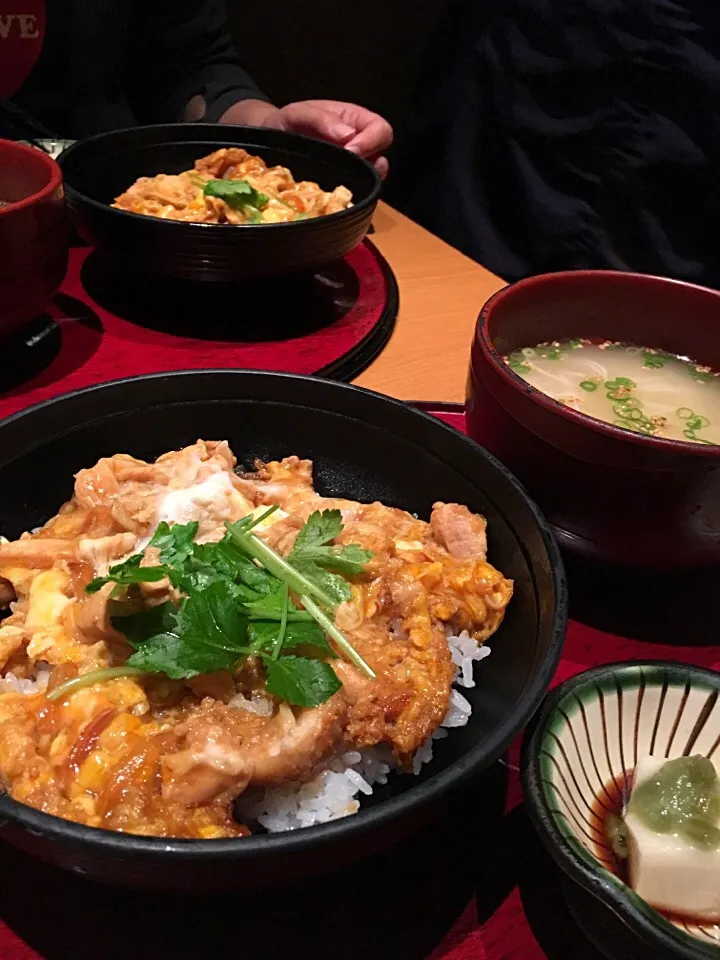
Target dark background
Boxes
[225,0,444,130]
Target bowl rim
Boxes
[0,368,568,862]
[477,271,720,457]
[58,122,382,233]
[521,659,720,959]
[0,138,63,215]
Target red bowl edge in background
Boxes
[0,139,69,337]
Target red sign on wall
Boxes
[0,1,46,97]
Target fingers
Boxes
[343,115,394,159]
[278,103,356,146]
[275,101,392,177]
[374,156,390,180]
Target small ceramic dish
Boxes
[522,661,720,960]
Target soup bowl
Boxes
[467,271,720,568]
[0,370,566,889]
[58,124,381,282]
[0,139,69,337]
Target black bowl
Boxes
[58,124,381,281]
[0,370,566,889]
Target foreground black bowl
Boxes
[0,371,566,889]
[58,124,381,281]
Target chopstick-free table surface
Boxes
[1,210,718,960]
[355,204,505,402]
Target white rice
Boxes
[238,630,490,832]
[0,663,50,694]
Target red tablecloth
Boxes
[0,410,717,960]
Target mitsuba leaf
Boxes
[292,510,343,553]
[111,602,178,648]
[126,582,249,679]
[148,521,199,567]
[287,510,373,603]
[194,535,277,595]
[127,632,221,680]
[248,620,335,657]
[289,560,353,605]
[180,581,249,659]
[312,543,374,575]
[203,179,269,219]
[86,553,167,594]
[263,655,341,707]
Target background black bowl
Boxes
[0,370,566,889]
[58,124,381,281]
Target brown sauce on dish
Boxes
[589,771,632,884]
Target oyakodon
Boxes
[112,148,353,224]
[0,441,512,838]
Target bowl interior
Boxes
[0,371,565,869]
[0,140,58,206]
[60,124,378,214]
[535,663,720,952]
[485,272,720,373]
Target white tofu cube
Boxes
[626,755,720,922]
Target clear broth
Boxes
[504,340,720,444]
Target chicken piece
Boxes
[336,601,455,764]
[162,721,252,804]
[77,532,138,575]
[324,185,353,214]
[71,440,247,540]
[0,625,24,670]
[193,148,253,178]
[0,538,78,569]
[235,458,364,531]
[74,457,121,509]
[244,697,347,786]
[235,456,314,507]
[72,583,119,643]
[161,693,346,805]
[431,502,488,560]
[113,173,200,218]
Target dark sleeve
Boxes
[127,0,271,124]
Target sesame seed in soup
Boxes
[503,339,720,445]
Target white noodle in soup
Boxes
[503,339,720,444]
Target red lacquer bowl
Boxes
[467,271,720,568]
[0,139,69,337]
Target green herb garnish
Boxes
[86,554,167,594]
[289,510,373,602]
[202,179,269,223]
[263,654,341,707]
[49,510,374,707]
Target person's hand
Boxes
[220,99,393,179]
